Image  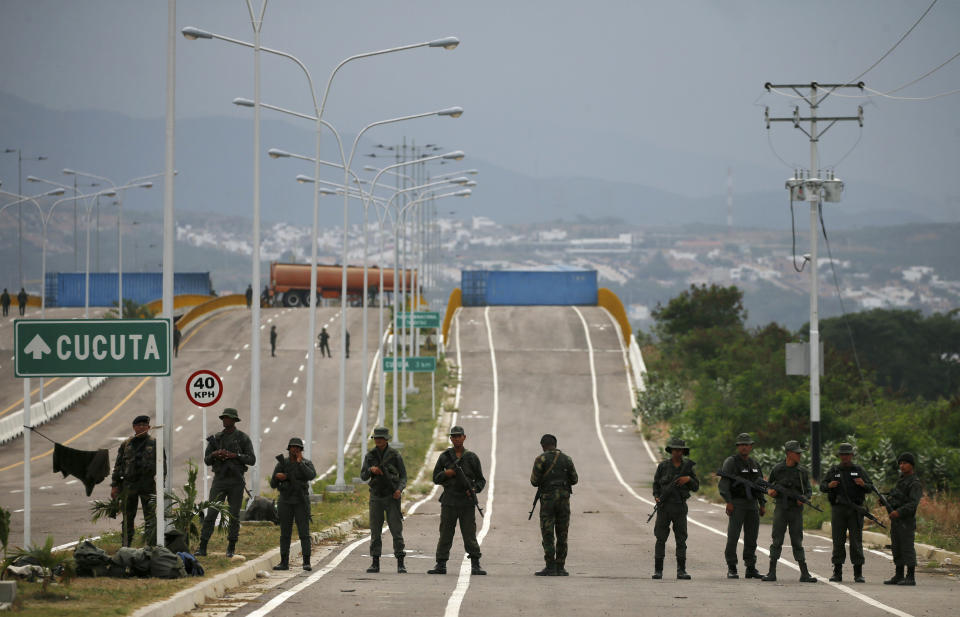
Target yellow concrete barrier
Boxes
[598,287,631,345]
[441,288,462,346]
[177,295,246,331]
[145,294,216,314]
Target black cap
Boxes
[897,452,916,466]
[133,415,150,425]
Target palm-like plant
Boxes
[1,535,76,594]
[0,506,10,560]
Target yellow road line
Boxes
[0,377,61,419]
[0,311,231,474]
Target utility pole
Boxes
[765,81,863,481]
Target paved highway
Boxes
[200,306,954,617]
[0,305,383,545]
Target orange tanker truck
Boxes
[269,261,418,307]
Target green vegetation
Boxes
[5,359,454,616]
[636,283,960,541]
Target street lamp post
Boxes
[3,149,48,288]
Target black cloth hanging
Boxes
[52,443,111,496]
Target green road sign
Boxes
[398,311,440,328]
[15,319,171,377]
[383,356,437,373]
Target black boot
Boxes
[883,566,904,585]
[302,546,312,571]
[727,565,739,579]
[366,556,380,573]
[853,564,865,583]
[273,548,289,571]
[195,538,208,557]
[761,559,777,582]
[798,561,817,583]
[652,557,663,580]
[397,555,406,574]
[829,564,842,582]
[676,558,690,580]
[226,540,236,558]
[536,559,557,576]
[470,557,486,575]
[427,560,447,574]
[745,565,763,579]
[555,561,569,576]
[897,566,916,586]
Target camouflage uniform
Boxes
[530,447,578,574]
[199,411,256,554]
[360,429,407,567]
[652,439,698,579]
[762,441,817,583]
[718,433,766,577]
[269,437,316,570]
[111,431,161,547]
[821,442,873,581]
[884,453,923,585]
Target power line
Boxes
[885,48,960,93]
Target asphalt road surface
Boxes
[196,306,955,617]
[0,305,384,545]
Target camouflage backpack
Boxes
[74,540,115,577]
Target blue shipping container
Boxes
[461,270,597,306]
[44,272,212,307]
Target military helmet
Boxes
[449,425,465,436]
[665,438,690,454]
[784,440,805,453]
[219,408,241,421]
[735,432,754,445]
[372,426,390,440]
[837,442,855,455]
[897,452,916,466]
[287,437,304,450]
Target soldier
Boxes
[360,426,407,574]
[17,287,27,316]
[821,442,872,583]
[197,408,256,557]
[245,284,252,308]
[269,437,316,571]
[651,438,698,580]
[761,441,817,583]
[718,432,766,579]
[883,452,923,586]
[1,288,9,316]
[110,415,163,547]
[531,433,578,577]
[270,325,277,357]
[427,426,487,576]
[173,326,182,358]
[318,326,331,358]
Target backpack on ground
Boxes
[177,551,205,576]
[73,540,114,577]
[148,546,186,579]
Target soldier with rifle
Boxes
[197,408,256,557]
[717,432,766,579]
[530,434,578,577]
[650,438,698,580]
[820,442,875,583]
[761,441,818,583]
[269,437,316,571]
[360,426,408,574]
[881,452,924,586]
[427,426,487,576]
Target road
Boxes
[202,305,954,617]
[0,305,384,544]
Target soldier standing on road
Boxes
[318,326,331,358]
[173,326,182,358]
[651,438,698,580]
[245,284,253,308]
[531,433,578,577]
[197,408,256,557]
[110,415,163,547]
[361,426,407,574]
[1,288,9,316]
[17,287,27,316]
[821,442,872,583]
[269,437,316,571]
[761,441,817,583]
[718,432,766,579]
[345,329,350,358]
[427,426,487,576]
[270,325,278,357]
[883,452,924,586]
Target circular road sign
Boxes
[186,369,223,407]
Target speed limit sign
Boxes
[186,369,223,407]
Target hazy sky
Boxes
[2,0,958,204]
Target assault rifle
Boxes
[716,468,822,512]
[834,468,886,529]
[871,485,894,514]
[528,489,540,521]
[646,459,695,524]
[452,456,484,518]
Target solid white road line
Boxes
[580,306,914,617]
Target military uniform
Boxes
[269,437,316,570]
[762,441,817,583]
[651,438,698,580]
[428,426,487,575]
[718,433,766,578]
[820,442,873,582]
[360,427,407,573]
[884,452,923,586]
[530,436,578,576]
[198,408,256,557]
[111,417,162,547]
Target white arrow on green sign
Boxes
[383,356,437,373]
[15,319,171,377]
[397,311,440,328]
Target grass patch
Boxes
[915,493,960,554]
[6,358,455,616]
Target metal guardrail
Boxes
[0,376,107,445]
[628,336,647,394]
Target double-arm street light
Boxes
[3,149,48,288]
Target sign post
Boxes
[186,369,223,500]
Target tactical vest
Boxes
[539,450,572,491]
[725,455,762,500]
[119,435,156,482]
[825,464,867,505]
